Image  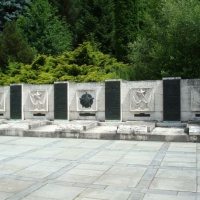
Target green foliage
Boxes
[48,0,71,20]
[0,42,131,85]
[17,0,72,55]
[0,21,35,71]
[69,0,116,54]
[0,0,30,31]
[115,0,140,62]
[128,0,200,80]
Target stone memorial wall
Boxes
[181,79,200,122]
[0,86,10,119]
[23,84,54,120]
[68,82,105,121]
[2,78,200,122]
[121,80,163,121]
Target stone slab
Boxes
[117,125,148,134]
[143,194,196,200]
[125,121,156,131]
[189,126,200,135]
[0,178,35,193]
[30,184,85,199]
[150,178,196,192]
[151,127,185,135]
[79,188,131,200]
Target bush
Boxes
[0,42,131,85]
[128,0,200,80]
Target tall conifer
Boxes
[0,21,34,71]
[69,0,115,54]
[114,0,139,62]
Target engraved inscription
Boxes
[54,83,68,119]
[130,88,154,111]
[0,92,5,111]
[29,91,48,112]
[191,87,200,111]
[105,81,121,120]
[163,79,180,121]
[10,85,22,119]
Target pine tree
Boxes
[114,0,140,62]
[0,21,35,71]
[69,0,115,54]
[0,0,31,31]
[17,0,72,55]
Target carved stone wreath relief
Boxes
[29,91,48,111]
[130,88,154,111]
[80,92,94,108]
[77,90,97,111]
[191,87,200,111]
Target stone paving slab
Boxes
[0,136,200,200]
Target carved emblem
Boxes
[29,91,48,111]
[130,88,154,111]
[191,87,200,111]
[80,92,94,108]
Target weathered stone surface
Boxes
[117,125,148,134]
[0,137,199,200]
[189,126,200,135]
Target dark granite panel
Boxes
[54,83,68,119]
[163,79,180,121]
[10,85,22,119]
[33,113,46,116]
[105,81,121,120]
[134,113,150,117]
[79,113,96,116]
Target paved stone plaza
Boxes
[0,136,200,200]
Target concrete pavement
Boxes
[0,136,200,200]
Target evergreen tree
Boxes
[17,0,72,55]
[114,0,140,62]
[48,0,71,20]
[0,21,35,71]
[69,0,115,54]
[0,0,31,31]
